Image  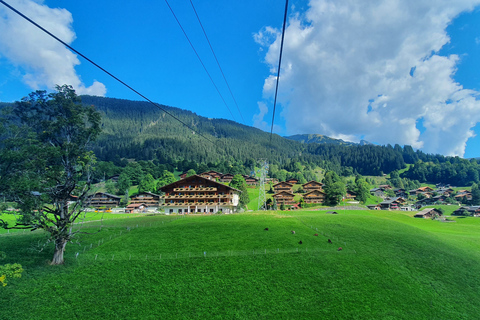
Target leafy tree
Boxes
[116,173,132,195]
[354,176,370,203]
[471,183,480,205]
[138,173,156,193]
[323,171,346,206]
[186,169,196,178]
[105,180,116,194]
[156,170,176,190]
[123,162,144,185]
[230,174,249,209]
[0,85,101,265]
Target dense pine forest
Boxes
[3,95,480,186]
[78,95,480,186]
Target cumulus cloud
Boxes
[0,0,106,96]
[255,0,480,156]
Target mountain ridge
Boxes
[285,134,372,146]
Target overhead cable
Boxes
[189,0,246,125]
[270,0,289,142]
[0,0,215,144]
[164,0,237,123]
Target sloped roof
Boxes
[159,175,241,193]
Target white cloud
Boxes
[252,101,282,133]
[255,0,480,156]
[0,0,106,96]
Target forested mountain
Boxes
[285,134,371,146]
[3,94,480,185]
[81,95,415,176]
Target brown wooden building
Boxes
[302,181,324,192]
[220,173,235,183]
[159,175,241,214]
[130,192,161,207]
[273,191,296,206]
[125,203,147,213]
[244,176,259,186]
[201,171,223,180]
[286,178,299,185]
[87,192,121,208]
[303,190,326,204]
[273,182,293,193]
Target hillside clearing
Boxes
[1,211,480,319]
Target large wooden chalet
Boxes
[130,192,161,207]
[303,189,326,204]
[159,175,241,214]
[273,191,295,206]
[87,192,121,208]
[273,182,293,193]
[302,181,324,192]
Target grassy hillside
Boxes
[1,211,480,319]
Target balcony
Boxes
[173,187,217,192]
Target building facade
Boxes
[130,192,161,207]
[87,192,121,208]
[159,175,240,214]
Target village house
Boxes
[302,181,324,192]
[125,203,147,213]
[367,204,381,210]
[273,182,294,193]
[345,190,357,200]
[219,173,235,183]
[244,176,259,186]
[414,208,443,218]
[130,192,161,208]
[199,172,215,180]
[379,199,401,210]
[303,189,326,204]
[272,191,296,206]
[452,206,480,216]
[201,171,223,180]
[87,192,121,209]
[286,178,299,185]
[370,188,385,198]
[393,188,408,198]
[159,175,240,214]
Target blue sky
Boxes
[1,0,480,158]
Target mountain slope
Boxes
[285,134,371,146]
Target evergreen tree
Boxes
[323,171,346,206]
[471,183,480,205]
[138,174,156,193]
[230,174,249,209]
[156,170,176,190]
[117,173,132,195]
[354,176,370,203]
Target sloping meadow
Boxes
[1,211,480,319]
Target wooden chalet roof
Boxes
[417,186,434,192]
[272,191,295,197]
[91,192,121,199]
[302,180,323,187]
[304,189,326,196]
[202,170,223,177]
[130,192,160,198]
[414,208,442,217]
[158,175,241,193]
[273,181,294,187]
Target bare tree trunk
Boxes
[51,237,67,265]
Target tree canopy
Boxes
[0,85,102,265]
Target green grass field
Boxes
[1,210,480,319]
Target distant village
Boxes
[80,171,479,218]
